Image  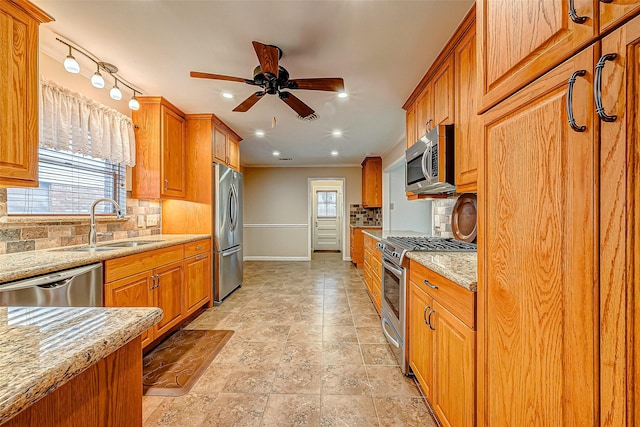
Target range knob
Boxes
[392,251,400,258]
[375,242,383,250]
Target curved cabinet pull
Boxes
[568,0,587,24]
[600,0,613,3]
[164,179,169,190]
[427,309,436,331]
[567,70,587,132]
[594,53,618,122]
[423,279,438,290]
[423,305,431,325]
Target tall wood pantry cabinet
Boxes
[361,156,382,208]
[477,1,640,425]
[0,0,52,187]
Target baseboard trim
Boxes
[244,256,311,261]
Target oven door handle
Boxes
[382,259,404,277]
[381,317,401,349]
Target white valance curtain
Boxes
[39,78,136,166]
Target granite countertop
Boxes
[407,251,478,292]
[361,229,430,241]
[350,224,382,229]
[0,306,162,424]
[0,234,211,284]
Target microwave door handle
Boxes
[420,146,430,182]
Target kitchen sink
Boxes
[61,246,120,252]
[104,240,159,247]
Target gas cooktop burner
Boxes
[385,236,477,252]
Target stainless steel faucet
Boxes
[89,198,125,247]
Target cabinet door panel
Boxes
[405,104,417,149]
[415,85,433,137]
[600,0,640,34]
[478,0,596,111]
[432,56,454,126]
[479,46,597,425]
[408,280,433,400]
[228,135,240,170]
[105,272,154,346]
[432,301,475,427]
[161,107,186,197]
[0,3,39,186]
[154,261,183,336]
[454,27,479,192]
[184,253,211,316]
[213,128,227,164]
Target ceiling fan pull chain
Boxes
[272,116,276,128]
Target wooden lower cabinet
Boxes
[184,251,212,317]
[408,261,476,427]
[351,227,381,268]
[363,233,382,313]
[104,239,212,349]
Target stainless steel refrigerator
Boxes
[212,163,243,303]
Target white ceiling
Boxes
[34,0,473,167]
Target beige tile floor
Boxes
[143,252,438,427]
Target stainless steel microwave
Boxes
[405,124,455,194]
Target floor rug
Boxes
[142,329,234,397]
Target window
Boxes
[7,148,126,215]
[316,191,337,218]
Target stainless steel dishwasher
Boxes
[0,263,103,307]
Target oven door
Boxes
[381,256,408,373]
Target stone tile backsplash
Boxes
[0,189,161,254]
[432,198,457,238]
[349,204,382,226]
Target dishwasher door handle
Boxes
[0,263,101,292]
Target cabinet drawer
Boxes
[184,239,210,257]
[370,254,383,280]
[105,245,184,283]
[409,260,476,329]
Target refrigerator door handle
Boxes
[222,247,242,256]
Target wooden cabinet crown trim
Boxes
[7,0,54,22]
[136,96,185,118]
[402,3,476,110]
[184,113,242,142]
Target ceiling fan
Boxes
[190,41,345,120]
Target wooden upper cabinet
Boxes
[228,134,240,170]
[213,127,227,165]
[405,103,417,149]
[0,0,52,187]
[361,156,382,208]
[600,0,640,34]
[454,22,479,193]
[477,0,596,112]
[479,45,597,425]
[213,121,241,171]
[132,97,186,199]
[415,84,433,139]
[432,55,454,127]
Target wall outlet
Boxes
[389,202,395,210]
[147,215,158,227]
[137,215,146,228]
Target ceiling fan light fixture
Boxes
[255,130,265,137]
[222,92,234,99]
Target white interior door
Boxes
[313,188,341,251]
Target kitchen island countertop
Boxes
[0,306,162,424]
[0,234,210,284]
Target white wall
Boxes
[387,161,432,233]
[243,167,361,260]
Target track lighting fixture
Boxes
[56,37,142,110]
[63,45,80,73]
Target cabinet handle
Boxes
[600,0,613,3]
[427,309,436,331]
[195,245,203,250]
[423,279,438,290]
[567,70,587,132]
[195,254,205,261]
[155,274,160,288]
[423,305,431,326]
[164,179,169,190]
[594,53,618,122]
[150,275,155,290]
[568,0,587,24]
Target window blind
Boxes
[7,148,126,215]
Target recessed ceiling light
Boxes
[256,130,265,137]
[222,92,234,99]
[338,92,348,99]
[331,150,339,156]
[332,130,342,137]
[272,151,280,156]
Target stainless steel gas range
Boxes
[376,236,477,374]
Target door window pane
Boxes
[317,191,337,218]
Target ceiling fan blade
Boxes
[233,91,266,112]
[279,92,315,119]
[288,78,345,92]
[190,71,248,83]
[252,41,279,77]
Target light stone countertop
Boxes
[361,229,430,241]
[0,306,162,424]
[407,251,478,292]
[349,224,382,229]
[0,234,211,284]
